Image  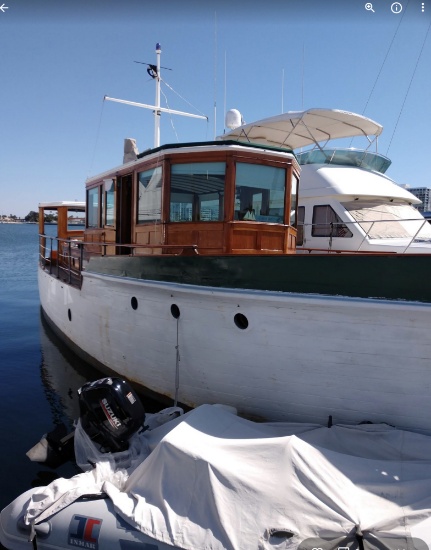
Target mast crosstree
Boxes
[105,43,208,148]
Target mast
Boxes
[104,43,208,149]
[154,43,161,148]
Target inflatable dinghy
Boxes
[1,487,179,550]
[2,377,431,550]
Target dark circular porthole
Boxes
[68,308,72,322]
[234,313,248,330]
[171,304,180,319]
[131,297,138,310]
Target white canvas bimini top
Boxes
[219,108,383,150]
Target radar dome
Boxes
[225,109,244,130]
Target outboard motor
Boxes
[78,377,146,452]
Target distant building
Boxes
[408,187,431,212]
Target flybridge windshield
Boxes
[297,149,391,174]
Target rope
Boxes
[161,78,207,118]
[87,98,105,178]
[160,87,179,143]
[386,17,431,155]
[363,4,408,116]
[160,79,209,141]
[174,317,180,406]
[349,5,407,148]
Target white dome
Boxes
[225,109,243,130]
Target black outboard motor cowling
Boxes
[78,377,146,452]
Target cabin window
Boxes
[67,208,85,229]
[312,205,353,237]
[87,187,100,228]
[290,174,299,226]
[100,188,105,228]
[234,163,285,223]
[297,206,305,245]
[138,167,162,223]
[170,162,225,222]
[104,179,115,226]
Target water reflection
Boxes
[39,312,103,428]
[0,301,171,511]
[39,311,165,429]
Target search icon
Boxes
[365,2,375,11]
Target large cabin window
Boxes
[170,162,225,222]
[312,205,353,238]
[234,163,285,223]
[104,179,115,226]
[290,174,299,226]
[138,166,162,223]
[87,187,100,228]
[67,208,85,228]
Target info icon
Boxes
[391,2,403,13]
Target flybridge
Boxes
[104,43,208,148]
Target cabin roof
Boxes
[136,139,294,159]
[86,141,296,185]
[39,201,86,210]
[219,108,383,150]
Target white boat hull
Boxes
[38,266,431,433]
[0,488,176,550]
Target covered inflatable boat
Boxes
[2,387,431,549]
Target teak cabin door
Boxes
[116,174,132,254]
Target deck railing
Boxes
[297,218,431,253]
[38,234,199,288]
[39,235,84,286]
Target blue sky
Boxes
[0,0,430,217]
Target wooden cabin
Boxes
[38,201,85,279]
[83,142,300,257]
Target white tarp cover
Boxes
[219,109,383,150]
[25,405,431,550]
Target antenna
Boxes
[281,68,285,114]
[214,12,217,140]
[105,43,208,148]
[301,44,305,109]
[223,50,227,133]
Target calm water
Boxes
[0,223,161,513]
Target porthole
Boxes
[131,297,138,310]
[234,313,248,330]
[171,304,180,319]
[68,308,72,322]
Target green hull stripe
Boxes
[86,254,431,303]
